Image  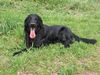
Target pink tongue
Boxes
[30,30,36,39]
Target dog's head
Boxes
[24,14,43,39]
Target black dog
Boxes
[13,14,96,56]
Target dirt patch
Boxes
[47,58,63,75]
[17,70,33,75]
[77,71,98,75]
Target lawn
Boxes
[0,0,100,75]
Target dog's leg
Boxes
[58,33,71,47]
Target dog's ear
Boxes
[37,15,43,28]
[24,15,31,32]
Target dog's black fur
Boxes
[13,14,97,56]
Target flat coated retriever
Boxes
[13,14,97,56]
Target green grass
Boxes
[0,0,100,75]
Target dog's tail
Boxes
[73,33,97,44]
